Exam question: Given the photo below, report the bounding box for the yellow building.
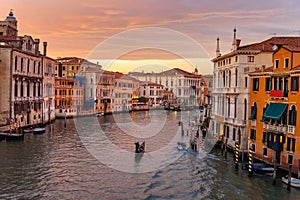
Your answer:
[248,37,300,174]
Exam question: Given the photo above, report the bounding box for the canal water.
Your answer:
[0,110,299,199]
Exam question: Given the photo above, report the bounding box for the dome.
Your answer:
[5,9,16,21]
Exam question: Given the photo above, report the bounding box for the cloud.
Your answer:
[0,0,299,66]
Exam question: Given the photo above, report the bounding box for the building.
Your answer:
[96,71,115,114]
[113,72,140,112]
[129,68,207,107]
[248,37,300,174]
[210,29,288,151]
[42,48,56,123]
[0,10,54,130]
[54,76,83,118]
[78,64,102,112]
[140,81,164,107]
[202,74,213,117]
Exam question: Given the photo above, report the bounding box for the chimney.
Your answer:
[43,41,47,56]
[34,39,40,55]
[216,38,221,57]
[236,39,241,48]
[232,28,237,51]
[262,65,265,72]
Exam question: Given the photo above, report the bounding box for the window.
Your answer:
[227,97,230,116]
[285,58,289,68]
[14,81,18,97]
[245,77,248,88]
[253,78,259,91]
[247,56,254,62]
[287,137,296,152]
[262,132,267,143]
[250,129,256,140]
[15,56,18,71]
[263,147,268,156]
[233,128,236,141]
[27,59,30,73]
[275,60,279,69]
[265,77,272,91]
[251,144,256,152]
[291,76,299,92]
[226,126,230,138]
[244,99,247,120]
[234,97,237,118]
[288,154,294,165]
[289,105,297,126]
[38,62,40,74]
[235,69,238,86]
[235,56,238,62]
[21,58,24,72]
[33,61,36,73]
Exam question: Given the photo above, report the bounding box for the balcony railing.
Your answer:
[263,122,287,133]
[269,90,288,98]
[251,120,256,126]
[288,125,295,134]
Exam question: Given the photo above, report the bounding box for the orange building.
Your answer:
[248,37,300,174]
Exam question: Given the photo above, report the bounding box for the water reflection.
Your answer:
[0,111,299,199]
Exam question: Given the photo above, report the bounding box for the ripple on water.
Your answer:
[1,111,300,199]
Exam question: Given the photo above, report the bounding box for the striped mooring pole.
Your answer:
[235,142,239,170]
[248,147,253,177]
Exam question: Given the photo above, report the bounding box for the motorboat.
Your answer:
[33,127,46,134]
[244,163,274,175]
[0,132,24,140]
[282,176,300,188]
[177,141,187,151]
[23,127,33,133]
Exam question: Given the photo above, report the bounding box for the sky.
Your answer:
[1,0,300,74]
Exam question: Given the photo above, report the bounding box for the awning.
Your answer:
[248,106,257,120]
[261,103,287,121]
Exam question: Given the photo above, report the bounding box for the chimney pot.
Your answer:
[43,41,47,56]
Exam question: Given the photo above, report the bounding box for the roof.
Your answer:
[158,68,201,78]
[238,37,300,52]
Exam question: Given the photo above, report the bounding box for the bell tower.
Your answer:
[0,9,18,36]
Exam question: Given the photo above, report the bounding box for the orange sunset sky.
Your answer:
[1,0,300,74]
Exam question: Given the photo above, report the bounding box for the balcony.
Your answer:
[269,90,288,98]
[251,120,256,127]
[288,125,295,134]
[263,122,287,133]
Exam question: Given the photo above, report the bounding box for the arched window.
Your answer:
[15,56,18,71]
[21,58,24,72]
[289,105,297,126]
[27,59,30,73]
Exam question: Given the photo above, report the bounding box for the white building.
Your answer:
[129,68,207,107]
[140,81,164,106]
[42,45,56,123]
[211,28,281,151]
[0,10,55,130]
[113,73,140,112]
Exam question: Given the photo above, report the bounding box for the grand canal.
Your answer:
[0,110,300,199]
